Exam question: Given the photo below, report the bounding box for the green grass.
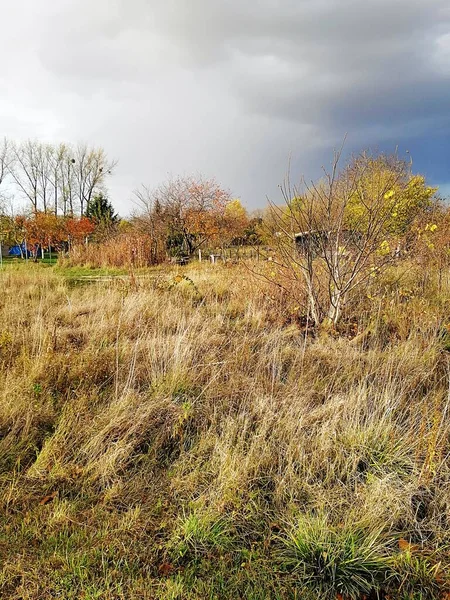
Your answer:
[169,510,236,561]
[0,257,127,276]
[52,264,129,278]
[277,514,392,599]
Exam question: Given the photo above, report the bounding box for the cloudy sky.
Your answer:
[1,0,450,214]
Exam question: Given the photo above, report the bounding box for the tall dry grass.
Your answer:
[0,262,449,599]
[62,233,162,268]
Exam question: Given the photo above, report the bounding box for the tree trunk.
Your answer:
[325,289,343,327]
[304,273,320,326]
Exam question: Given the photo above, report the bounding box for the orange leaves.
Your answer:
[150,175,233,252]
[26,212,62,246]
[65,216,95,242]
[6,213,96,249]
[398,537,421,554]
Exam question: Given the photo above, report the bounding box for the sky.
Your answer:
[1,0,449,215]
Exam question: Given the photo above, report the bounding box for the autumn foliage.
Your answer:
[134,176,249,257]
[0,213,96,254]
[65,216,96,244]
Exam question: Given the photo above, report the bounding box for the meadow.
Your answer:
[0,260,449,599]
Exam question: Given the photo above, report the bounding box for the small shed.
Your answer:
[294,231,329,257]
[294,229,363,257]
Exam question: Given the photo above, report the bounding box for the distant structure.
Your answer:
[294,230,363,257]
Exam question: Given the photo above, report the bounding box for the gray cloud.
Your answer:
[1,0,449,213]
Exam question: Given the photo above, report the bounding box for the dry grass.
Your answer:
[62,233,161,269]
[0,261,449,599]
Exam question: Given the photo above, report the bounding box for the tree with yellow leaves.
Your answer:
[267,149,437,327]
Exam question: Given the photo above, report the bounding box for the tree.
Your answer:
[410,200,450,292]
[8,215,28,257]
[132,185,169,263]
[0,213,14,248]
[0,138,11,191]
[65,216,96,247]
[0,140,13,217]
[85,193,118,225]
[9,140,40,213]
[85,193,119,241]
[221,199,249,246]
[243,214,265,246]
[136,176,232,256]
[73,144,116,215]
[59,145,77,216]
[345,157,436,238]
[265,149,437,328]
[26,212,62,259]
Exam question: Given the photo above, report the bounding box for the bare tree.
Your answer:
[49,144,63,216]
[265,149,432,327]
[74,144,116,215]
[3,139,116,216]
[0,139,12,215]
[59,146,77,216]
[10,141,62,214]
[9,140,41,213]
[0,137,11,189]
[132,184,168,262]
[36,143,54,213]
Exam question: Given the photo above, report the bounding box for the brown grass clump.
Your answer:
[0,262,449,599]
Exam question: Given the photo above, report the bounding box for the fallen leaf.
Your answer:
[158,563,174,576]
[398,538,419,553]
[39,491,58,505]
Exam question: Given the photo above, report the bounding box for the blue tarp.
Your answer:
[8,244,32,258]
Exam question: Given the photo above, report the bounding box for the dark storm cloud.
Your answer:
[1,0,449,212]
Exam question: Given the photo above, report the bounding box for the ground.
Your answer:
[0,261,449,599]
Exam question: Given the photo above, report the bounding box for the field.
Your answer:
[0,261,449,599]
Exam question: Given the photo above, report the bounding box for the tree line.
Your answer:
[0,137,260,261]
[0,138,115,216]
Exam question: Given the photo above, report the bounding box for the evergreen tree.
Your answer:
[85,193,119,240]
[86,193,118,226]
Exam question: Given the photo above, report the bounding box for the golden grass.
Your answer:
[0,262,449,599]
